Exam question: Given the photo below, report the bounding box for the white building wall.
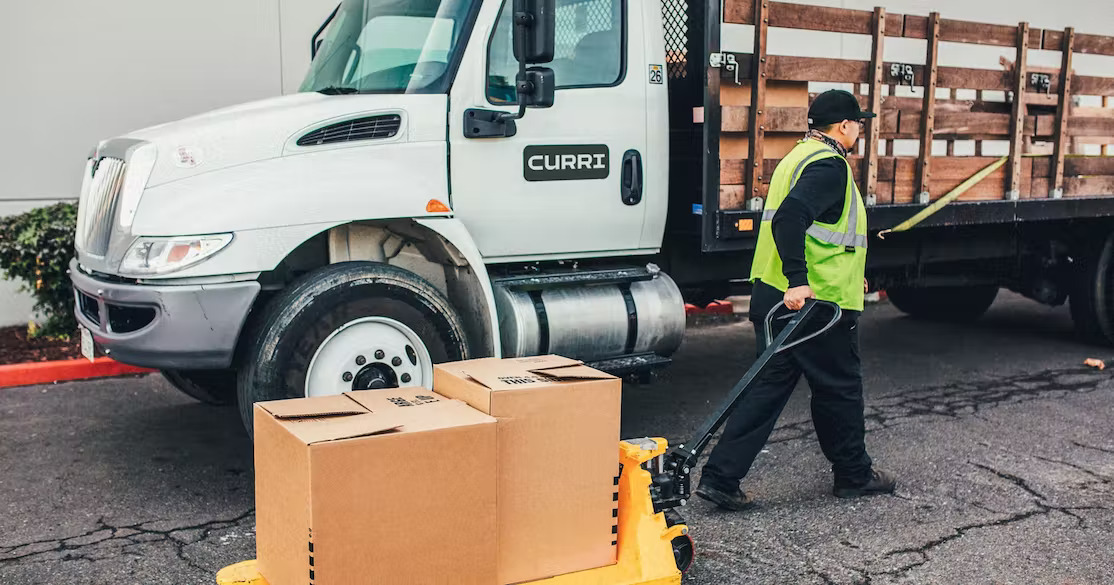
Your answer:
[0,0,336,326]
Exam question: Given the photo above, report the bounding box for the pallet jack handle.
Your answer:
[649,299,842,512]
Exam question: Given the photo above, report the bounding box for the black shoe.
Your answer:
[833,468,897,499]
[695,482,756,511]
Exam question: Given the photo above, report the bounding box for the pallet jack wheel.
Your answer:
[664,508,694,573]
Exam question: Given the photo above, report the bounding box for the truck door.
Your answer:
[448,0,651,260]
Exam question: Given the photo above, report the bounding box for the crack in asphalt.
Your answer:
[0,509,256,571]
[873,461,1108,577]
[764,366,1109,446]
[1029,454,1114,486]
[687,365,1114,583]
[1071,440,1114,456]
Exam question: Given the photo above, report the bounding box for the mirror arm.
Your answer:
[499,14,534,122]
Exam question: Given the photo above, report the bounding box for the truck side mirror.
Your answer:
[512,0,555,64]
[517,67,555,108]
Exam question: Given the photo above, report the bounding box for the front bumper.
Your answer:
[69,259,260,369]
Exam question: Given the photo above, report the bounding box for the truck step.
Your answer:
[586,353,672,377]
[492,265,659,291]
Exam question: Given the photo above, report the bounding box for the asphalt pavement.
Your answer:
[2,292,1113,584]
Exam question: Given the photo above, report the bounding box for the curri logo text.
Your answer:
[523,145,610,182]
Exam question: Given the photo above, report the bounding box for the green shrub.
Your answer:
[0,203,78,339]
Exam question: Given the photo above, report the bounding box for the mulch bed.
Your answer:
[0,325,101,366]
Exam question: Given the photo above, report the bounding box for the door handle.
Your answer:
[621,150,643,205]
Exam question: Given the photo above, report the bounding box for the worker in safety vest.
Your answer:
[696,90,896,509]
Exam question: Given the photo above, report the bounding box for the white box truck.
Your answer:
[69,0,1114,431]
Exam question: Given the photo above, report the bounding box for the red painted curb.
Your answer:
[0,357,155,389]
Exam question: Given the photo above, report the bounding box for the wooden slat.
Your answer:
[723,0,754,25]
[1104,96,1110,156]
[1073,75,1114,97]
[721,106,807,132]
[880,95,1011,114]
[767,2,872,35]
[1075,33,1114,57]
[883,13,903,38]
[976,90,985,156]
[720,185,749,210]
[939,18,1017,47]
[1068,117,1114,137]
[1028,28,1045,50]
[893,158,916,204]
[1031,156,1114,177]
[1073,107,1114,119]
[937,67,1012,91]
[1007,22,1030,200]
[865,7,886,203]
[900,14,928,40]
[767,56,1020,92]
[1025,114,1114,138]
[1042,29,1064,51]
[744,0,770,206]
[916,13,941,202]
[946,90,957,156]
[767,56,869,84]
[720,159,781,185]
[1051,28,1075,198]
[1065,176,1114,197]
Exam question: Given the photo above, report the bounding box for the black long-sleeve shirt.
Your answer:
[770,157,847,288]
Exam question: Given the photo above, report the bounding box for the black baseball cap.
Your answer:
[808,89,876,128]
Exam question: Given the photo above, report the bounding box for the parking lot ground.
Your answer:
[2,293,1113,584]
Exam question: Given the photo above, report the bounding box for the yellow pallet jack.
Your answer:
[216,300,840,585]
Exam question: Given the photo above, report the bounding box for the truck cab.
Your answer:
[70,0,687,430]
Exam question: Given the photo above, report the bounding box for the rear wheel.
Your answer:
[664,509,694,573]
[887,284,999,322]
[160,369,236,406]
[1070,232,1114,345]
[236,262,470,436]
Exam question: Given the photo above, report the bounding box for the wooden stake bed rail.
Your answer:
[706,0,1114,215]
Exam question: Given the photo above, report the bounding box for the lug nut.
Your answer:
[375,350,385,360]
[356,355,366,365]
[401,373,412,384]
[343,372,353,382]
[392,357,403,367]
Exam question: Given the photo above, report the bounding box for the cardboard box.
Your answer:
[434,356,621,584]
[254,389,497,585]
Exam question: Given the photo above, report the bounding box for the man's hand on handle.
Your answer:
[784,285,815,311]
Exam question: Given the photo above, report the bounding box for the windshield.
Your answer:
[301,0,478,94]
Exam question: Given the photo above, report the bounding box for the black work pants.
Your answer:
[701,283,873,487]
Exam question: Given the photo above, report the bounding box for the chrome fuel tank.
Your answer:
[493,267,685,361]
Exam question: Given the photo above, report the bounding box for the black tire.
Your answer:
[887,284,999,322]
[236,262,470,436]
[160,369,236,406]
[1069,232,1114,345]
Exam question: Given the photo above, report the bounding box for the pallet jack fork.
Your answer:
[216,300,840,585]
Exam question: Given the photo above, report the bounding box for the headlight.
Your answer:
[118,234,233,276]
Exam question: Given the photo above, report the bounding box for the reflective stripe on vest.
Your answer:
[759,146,865,249]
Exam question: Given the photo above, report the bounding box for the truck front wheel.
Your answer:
[887,285,999,322]
[236,262,470,435]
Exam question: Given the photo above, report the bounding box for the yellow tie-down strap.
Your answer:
[878,156,1009,239]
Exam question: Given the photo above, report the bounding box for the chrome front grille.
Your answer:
[81,157,127,256]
